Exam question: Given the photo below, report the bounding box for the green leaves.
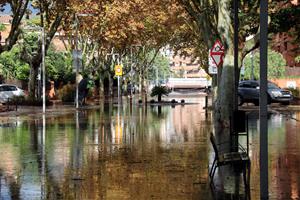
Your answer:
[243,48,286,80]
[0,46,30,81]
[150,85,171,97]
[0,23,6,32]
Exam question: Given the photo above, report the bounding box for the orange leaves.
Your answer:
[63,0,187,51]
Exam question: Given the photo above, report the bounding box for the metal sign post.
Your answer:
[260,0,269,199]
[115,64,123,104]
[208,50,218,75]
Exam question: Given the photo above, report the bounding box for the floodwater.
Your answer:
[0,96,299,200]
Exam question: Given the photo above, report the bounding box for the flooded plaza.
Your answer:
[0,96,299,199]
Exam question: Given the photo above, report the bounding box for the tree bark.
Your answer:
[29,66,38,99]
[3,0,30,53]
[214,0,235,128]
[158,95,161,102]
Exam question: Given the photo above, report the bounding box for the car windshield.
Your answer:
[268,82,280,89]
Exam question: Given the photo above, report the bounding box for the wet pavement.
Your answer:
[0,96,299,199]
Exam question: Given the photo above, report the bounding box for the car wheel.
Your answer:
[238,95,243,106]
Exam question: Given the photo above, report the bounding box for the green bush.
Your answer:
[57,84,76,102]
[288,87,300,98]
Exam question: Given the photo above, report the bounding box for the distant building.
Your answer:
[170,55,207,78]
[0,15,12,45]
[271,0,300,76]
[272,32,300,76]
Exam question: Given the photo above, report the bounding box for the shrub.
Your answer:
[288,87,300,98]
[150,86,171,102]
[57,84,76,102]
[171,99,177,104]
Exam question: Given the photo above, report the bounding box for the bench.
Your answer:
[209,133,250,187]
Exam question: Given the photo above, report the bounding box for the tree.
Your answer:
[25,0,67,99]
[0,32,72,84]
[177,0,300,128]
[60,0,187,102]
[0,46,30,81]
[150,85,170,102]
[147,53,171,84]
[0,0,30,53]
[243,49,286,80]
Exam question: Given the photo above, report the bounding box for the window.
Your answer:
[240,83,251,88]
[0,85,17,91]
[251,82,259,88]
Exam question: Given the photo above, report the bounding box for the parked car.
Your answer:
[0,84,25,103]
[238,80,293,106]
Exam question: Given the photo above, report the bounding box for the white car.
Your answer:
[0,84,25,103]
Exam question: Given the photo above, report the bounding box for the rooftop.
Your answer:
[0,15,12,24]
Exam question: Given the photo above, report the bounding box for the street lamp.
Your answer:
[74,13,94,109]
[23,25,46,113]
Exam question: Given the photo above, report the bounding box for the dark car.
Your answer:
[238,80,293,106]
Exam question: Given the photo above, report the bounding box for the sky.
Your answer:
[1,3,39,15]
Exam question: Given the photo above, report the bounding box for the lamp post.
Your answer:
[74,13,95,109]
[42,27,46,113]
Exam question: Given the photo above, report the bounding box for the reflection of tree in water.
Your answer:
[78,111,89,130]
[149,105,168,119]
[0,169,21,200]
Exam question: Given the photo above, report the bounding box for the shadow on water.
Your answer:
[0,97,299,199]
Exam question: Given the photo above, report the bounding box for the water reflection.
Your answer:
[0,99,299,199]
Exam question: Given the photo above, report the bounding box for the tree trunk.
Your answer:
[141,73,147,104]
[28,65,38,99]
[214,47,234,127]
[108,75,113,97]
[98,76,104,99]
[158,95,161,102]
[214,0,235,129]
